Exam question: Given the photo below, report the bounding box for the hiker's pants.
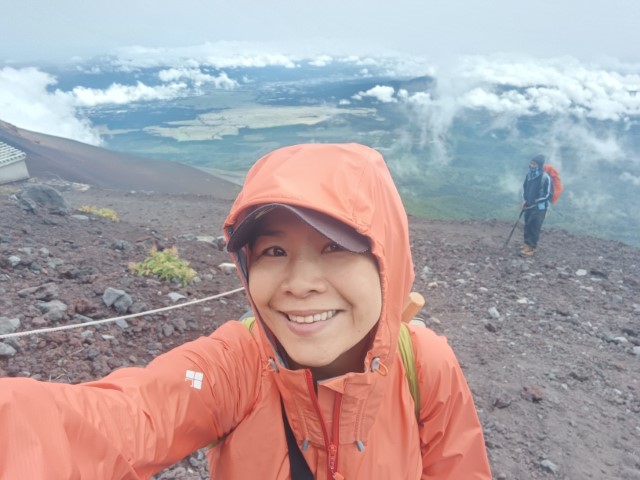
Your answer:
[524,208,546,248]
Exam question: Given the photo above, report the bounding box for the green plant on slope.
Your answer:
[78,205,120,222]
[128,246,196,287]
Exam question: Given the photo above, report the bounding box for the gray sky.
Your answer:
[2,0,639,63]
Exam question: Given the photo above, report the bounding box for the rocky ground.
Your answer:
[1,180,639,479]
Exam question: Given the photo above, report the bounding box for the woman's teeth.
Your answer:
[288,310,337,324]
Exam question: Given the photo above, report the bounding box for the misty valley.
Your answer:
[32,59,640,246]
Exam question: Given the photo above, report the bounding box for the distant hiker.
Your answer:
[520,154,553,257]
[0,144,491,479]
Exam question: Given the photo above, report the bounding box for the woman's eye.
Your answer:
[263,246,286,257]
[323,242,345,253]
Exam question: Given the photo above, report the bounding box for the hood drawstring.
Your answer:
[370,356,388,376]
[266,358,279,373]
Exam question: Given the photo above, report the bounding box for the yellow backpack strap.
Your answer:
[240,316,256,333]
[398,322,420,420]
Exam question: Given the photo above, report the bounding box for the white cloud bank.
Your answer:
[352,85,397,103]
[348,56,640,125]
[109,42,299,71]
[457,57,640,122]
[0,67,102,145]
[345,56,640,170]
[0,65,240,145]
[157,69,237,89]
[1,50,638,177]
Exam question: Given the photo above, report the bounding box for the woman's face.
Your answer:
[248,209,382,377]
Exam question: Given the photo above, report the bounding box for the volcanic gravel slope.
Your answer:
[1,181,639,480]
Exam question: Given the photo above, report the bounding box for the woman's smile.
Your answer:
[285,309,338,324]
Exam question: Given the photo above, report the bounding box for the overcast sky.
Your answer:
[2,0,639,64]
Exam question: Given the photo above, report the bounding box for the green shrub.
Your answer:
[78,205,119,222]
[129,246,196,287]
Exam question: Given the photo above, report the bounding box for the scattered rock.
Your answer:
[0,343,17,357]
[102,287,133,314]
[521,385,545,403]
[0,317,20,335]
[540,459,560,474]
[218,262,236,274]
[16,184,71,215]
[167,292,187,303]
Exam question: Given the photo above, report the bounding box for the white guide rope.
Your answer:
[0,286,246,340]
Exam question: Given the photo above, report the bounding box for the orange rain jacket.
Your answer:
[0,143,491,479]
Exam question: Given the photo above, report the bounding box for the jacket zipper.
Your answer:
[305,370,342,480]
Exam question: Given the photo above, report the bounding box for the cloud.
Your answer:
[567,191,616,216]
[69,81,188,107]
[386,55,640,168]
[352,85,397,103]
[111,42,298,70]
[157,68,238,89]
[70,68,239,108]
[455,56,640,122]
[620,172,640,187]
[0,64,241,144]
[309,55,333,67]
[498,172,524,197]
[0,67,102,145]
[3,51,639,202]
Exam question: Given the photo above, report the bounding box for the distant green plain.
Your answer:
[100,88,639,247]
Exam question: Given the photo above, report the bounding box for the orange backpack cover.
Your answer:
[543,164,563,204]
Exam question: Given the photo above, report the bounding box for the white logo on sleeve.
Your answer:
[185,370,204,390]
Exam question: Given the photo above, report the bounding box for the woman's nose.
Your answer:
[281,255,326,297]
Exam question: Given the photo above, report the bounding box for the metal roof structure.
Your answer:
[0,141,29,184]
[0,141,26,165]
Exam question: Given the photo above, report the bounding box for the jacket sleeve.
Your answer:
[411,327,492,479]
[0,321,261,479]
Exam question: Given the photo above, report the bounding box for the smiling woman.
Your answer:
[0,143,491,479]
[246,207,382,379]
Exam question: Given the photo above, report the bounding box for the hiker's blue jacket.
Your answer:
[523,169,552,210]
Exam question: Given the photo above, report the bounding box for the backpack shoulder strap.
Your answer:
[240,315,256,332]
[398,322,420,420]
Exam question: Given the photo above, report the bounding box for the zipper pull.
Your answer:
[328,443,337,474]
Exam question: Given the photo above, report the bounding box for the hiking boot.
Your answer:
[520,245,536,257]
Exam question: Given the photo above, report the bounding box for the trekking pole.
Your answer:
[503,207,525,249]
[402,292,425,323]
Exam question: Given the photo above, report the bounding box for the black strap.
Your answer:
[282,402,314,480]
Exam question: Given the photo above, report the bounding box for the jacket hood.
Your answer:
[224,143,415,369]
[531,154,545,168]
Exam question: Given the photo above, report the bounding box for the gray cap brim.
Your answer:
[227,203,369,253]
